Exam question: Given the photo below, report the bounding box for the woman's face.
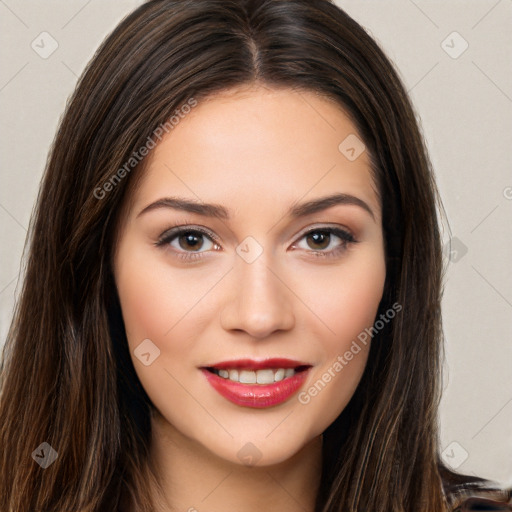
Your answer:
[113,85,386,466]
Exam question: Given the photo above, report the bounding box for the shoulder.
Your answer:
[440,465,512,511]
[453,491,512,511]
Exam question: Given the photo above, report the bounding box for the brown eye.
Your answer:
[305,231,331,250]
[178,232,206,251]
[292,227,357,259]
[156,226,219,257]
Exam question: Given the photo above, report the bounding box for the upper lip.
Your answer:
[201,358,311,371]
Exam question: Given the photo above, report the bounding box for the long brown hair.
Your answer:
[1,1,508,511]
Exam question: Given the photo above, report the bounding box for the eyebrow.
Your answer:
[136,192,375,222]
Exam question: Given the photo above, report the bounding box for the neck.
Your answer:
[146,410,323,512]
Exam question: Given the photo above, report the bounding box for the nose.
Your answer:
[220,253,295,339]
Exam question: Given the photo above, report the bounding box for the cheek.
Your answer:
[115,256,174,344]
[294,243,385,426]
[114,241,217,344]
[301,242,386,356]
[323,261,385,349]
[113,242,206,415]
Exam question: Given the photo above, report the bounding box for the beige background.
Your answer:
[0,0,510,485]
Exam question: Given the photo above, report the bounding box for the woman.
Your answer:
[0,1,510,511]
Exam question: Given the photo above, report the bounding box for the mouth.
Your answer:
[203,365,311,384]
[199,358,312,408]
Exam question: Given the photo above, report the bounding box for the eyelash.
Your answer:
[154,223,358,262]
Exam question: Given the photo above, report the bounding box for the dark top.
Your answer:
[441,466,512,511]
[452,491,511,511]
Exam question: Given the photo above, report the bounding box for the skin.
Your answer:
[113,84,386,512]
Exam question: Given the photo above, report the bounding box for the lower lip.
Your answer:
[200,368,311,408]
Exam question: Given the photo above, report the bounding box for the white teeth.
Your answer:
[274,368,285,382]
[239,370,256,384]
[214,368,299,384]
[256,369,275,384]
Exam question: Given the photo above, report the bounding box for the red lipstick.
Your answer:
[200,358,312,408]
[205,358,308,370]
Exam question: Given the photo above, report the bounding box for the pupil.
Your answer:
[180,232,202,251]
[308,232,329,250]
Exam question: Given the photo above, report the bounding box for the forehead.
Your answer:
[127,85,380,222]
